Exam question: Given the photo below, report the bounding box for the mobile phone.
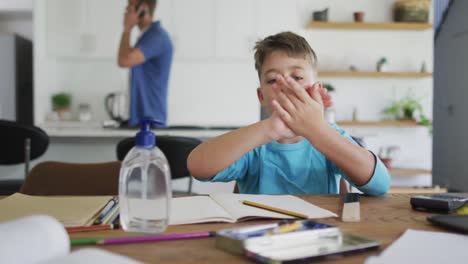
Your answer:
[135,0,146,18]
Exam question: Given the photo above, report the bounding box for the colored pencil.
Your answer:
[71,238,101,246]
[107,208,120,225]
[101,231,215,245]
[70,231,215,246]
[267,221,303,235]
[66,224,119,233]
[102,204,120,225]
[241,200,308,219]
[94,199,116,224]
[96,202,119,224]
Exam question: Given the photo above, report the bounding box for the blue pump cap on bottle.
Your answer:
[135,118,164,149]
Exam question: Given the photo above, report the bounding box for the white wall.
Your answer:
[33,0,434,189]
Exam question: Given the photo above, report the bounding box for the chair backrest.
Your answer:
[0,120,49,165]
[19,161,121,195]
[116,136,202,179]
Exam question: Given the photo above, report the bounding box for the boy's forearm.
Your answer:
[188,120,274,179]
[304,122,375,185]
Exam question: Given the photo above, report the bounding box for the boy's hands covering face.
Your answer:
[267,112,297,141]
[271,75,327,137]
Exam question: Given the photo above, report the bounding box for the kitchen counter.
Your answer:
[40,122,235,139]
[0,122,236,194]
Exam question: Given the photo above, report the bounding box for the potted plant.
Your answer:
[323,83,335,93]
[323,83,335,123]
[376,57,388,72]
[51,93,72,120]
[383,94,432,131]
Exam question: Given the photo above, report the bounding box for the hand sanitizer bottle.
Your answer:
[119,119,171,233]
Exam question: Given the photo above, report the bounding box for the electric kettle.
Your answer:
[105,92,128,122]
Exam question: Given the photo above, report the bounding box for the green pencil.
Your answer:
[70,238,101,246]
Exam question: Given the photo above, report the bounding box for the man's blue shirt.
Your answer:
[129,21,173,127]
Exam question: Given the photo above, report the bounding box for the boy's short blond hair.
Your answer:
[254,31,318,78]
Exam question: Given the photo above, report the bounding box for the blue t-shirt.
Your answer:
[129,21,173,127]
[207,124,391,196]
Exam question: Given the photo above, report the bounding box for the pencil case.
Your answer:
[215,220,335,255]
[215,220,380,263]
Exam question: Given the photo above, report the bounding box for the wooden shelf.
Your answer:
[308,21,433,30]
[390,168,432,177]
[318,71,432,78]
[337,120,422,127]
[389,186,445,194]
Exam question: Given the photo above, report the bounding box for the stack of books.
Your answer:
[0,193,120,231]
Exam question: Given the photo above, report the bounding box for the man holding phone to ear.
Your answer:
[118,0,173,127]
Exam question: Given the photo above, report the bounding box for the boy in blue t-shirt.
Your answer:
[188,32,391,196]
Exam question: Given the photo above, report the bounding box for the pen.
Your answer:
[96,202,118,225]
[241,200,308,219]
[101,204,120,225]
[66,224,120,233]
[94,199,116,224]
[70,231,215,246]
[106,208,120,224]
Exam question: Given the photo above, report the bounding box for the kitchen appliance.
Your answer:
[0,34,33,125]
[105,92,128,123]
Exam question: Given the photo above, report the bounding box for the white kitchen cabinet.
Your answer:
[86,0,127,57]
[46,0,84,57]
[46,0,126,58]
[172,0,215,59]
[215,0,256,59]
[0,0,33,12]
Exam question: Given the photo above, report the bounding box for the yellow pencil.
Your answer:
[267,221,303,235]
[241,200,308,219]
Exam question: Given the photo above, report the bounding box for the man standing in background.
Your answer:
[118,0,173,127]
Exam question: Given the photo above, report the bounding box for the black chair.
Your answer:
[116,136,202,194]
[0,120,49,195]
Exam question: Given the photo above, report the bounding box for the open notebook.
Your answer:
[169,194,337,225]
[0,215,141,264]
[0,193,113,227]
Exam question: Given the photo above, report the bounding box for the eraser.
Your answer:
[342,193,360,222]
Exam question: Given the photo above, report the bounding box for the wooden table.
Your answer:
[72,194,445,263]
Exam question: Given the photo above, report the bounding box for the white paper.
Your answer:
[211,193,338,221]
[168,194,337,225]
[42,249,143,264]
[169,196,233,225]
[0,215,70,264]
[365,229,468,264]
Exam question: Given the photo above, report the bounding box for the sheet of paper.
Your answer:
[365,229,468,264]
[210,194,338,221]
[169,196,234,225]
[0,215,70,264]
[0,193,112,227]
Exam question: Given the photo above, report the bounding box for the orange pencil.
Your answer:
[66,224,119,233]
